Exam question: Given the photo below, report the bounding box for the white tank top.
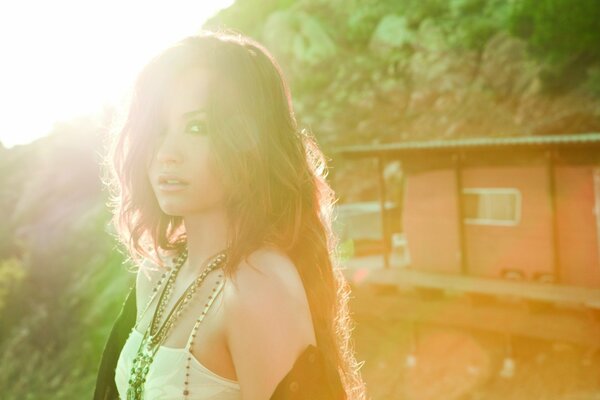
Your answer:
[114,280,241,400]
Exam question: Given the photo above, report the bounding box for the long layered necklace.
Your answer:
[126,248,227,400]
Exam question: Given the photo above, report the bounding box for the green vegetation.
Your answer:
[509,0,600,93]
[205,0,600,159]
[0,116,134,399]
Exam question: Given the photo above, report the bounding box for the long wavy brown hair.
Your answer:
[105,30,367,399]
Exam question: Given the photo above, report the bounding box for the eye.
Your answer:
[185,120,208,135]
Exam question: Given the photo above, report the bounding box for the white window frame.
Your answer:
[462,188,522,226]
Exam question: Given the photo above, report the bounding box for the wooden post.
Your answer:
[593,168,600,266]
[377,155,390,269]
[454,151,468,275]
[546,149,561,282]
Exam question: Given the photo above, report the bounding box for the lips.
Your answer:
[157,174,189,192]
[158,174,189,185]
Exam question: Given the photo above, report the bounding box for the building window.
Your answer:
[462,188,521,226]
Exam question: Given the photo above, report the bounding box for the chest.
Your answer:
[135,270,236,381]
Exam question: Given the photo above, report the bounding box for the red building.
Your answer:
[337,133,600,356]
[338,133,600,317]
[402,155,600,288]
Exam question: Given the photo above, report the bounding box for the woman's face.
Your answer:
[147,67,226,217]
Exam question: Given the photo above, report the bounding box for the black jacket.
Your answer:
[92,282,346,400]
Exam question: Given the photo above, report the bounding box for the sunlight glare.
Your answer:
[0,0,234,148]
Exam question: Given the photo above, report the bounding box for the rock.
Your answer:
[369,15,415,56]
[410,49,478,90]
[348,88,376,110]
[415,18,447,52]
[531,110,600,135]
[479,32,540,98]
[262,9,336,71]
[376,79,410,109]
[261,10,297,61]
[293,12,337,65]
[408,89,439,113]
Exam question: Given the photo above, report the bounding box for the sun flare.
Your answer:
[0,0,234,148]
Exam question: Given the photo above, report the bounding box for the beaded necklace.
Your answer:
[126,248,227,400]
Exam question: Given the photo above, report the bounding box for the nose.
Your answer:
[155,133,183,166]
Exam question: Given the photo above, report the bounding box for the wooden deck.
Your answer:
[341,256,600,309]
[349,285,600,347]
[342,256,600,347]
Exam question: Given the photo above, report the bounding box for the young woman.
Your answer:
[93,30,367,400]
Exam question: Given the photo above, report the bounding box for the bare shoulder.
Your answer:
[222,246,316,399]
[223,246,314,332]
[225,247,306,300]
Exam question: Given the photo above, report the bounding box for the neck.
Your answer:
[181,206,230,277]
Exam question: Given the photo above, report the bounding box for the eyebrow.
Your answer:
[182,108,206,119]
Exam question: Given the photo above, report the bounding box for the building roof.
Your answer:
[336,132,600,158]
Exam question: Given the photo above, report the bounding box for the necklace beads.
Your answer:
[149,251,189,337]
[126,249,227,400]
[135,251,186,328]
[183,274,224,399]
[149,253,226,346]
